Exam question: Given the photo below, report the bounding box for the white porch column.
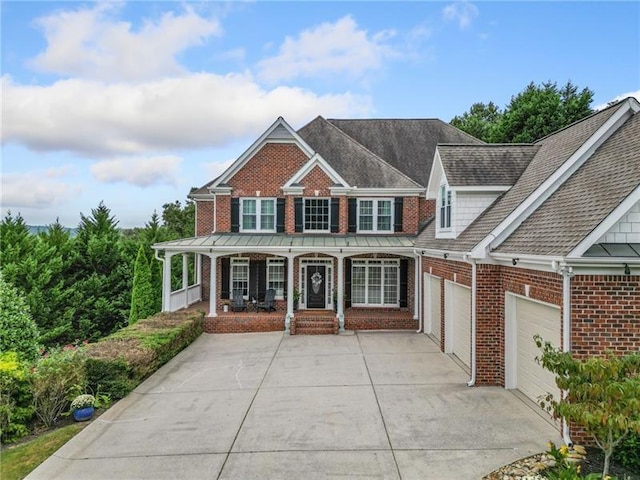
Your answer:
[182,253,189,308]
[208,254,218,317]
[337,255,345,332]
[285,254,295,333]
[162,252,174,312]
[195,253,201,284]
[413,255,420,320]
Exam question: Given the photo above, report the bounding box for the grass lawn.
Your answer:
[1,423,86,480]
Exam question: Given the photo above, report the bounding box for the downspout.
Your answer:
[212,193,217,234]
[464,254,477,387]
[560,263,574,446]
[416,251,423,333]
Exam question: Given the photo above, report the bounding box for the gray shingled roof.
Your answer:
[327,118,484,188]
[415,101,623,252]
[495,111,640,256]
[438,144,539,187]
[297,117,422,189]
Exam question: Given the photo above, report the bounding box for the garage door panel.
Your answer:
[424,274,441,341]
[515,297,561,407]
[446,282,471,368]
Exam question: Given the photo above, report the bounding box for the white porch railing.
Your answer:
[169,284,202,312]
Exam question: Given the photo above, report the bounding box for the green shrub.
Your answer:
[85,311,204,399]
[0,352,35,443]
[30,347,86,428]
[0,275,41,361]
[613,431,640,472]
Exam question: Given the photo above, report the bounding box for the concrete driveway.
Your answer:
[28,331,560,479]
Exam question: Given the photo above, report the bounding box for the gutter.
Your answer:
[463,254,477,387]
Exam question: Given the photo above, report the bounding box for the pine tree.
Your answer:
[0,275,41,361]
[129,245,155,324]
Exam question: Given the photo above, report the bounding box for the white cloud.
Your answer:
[2,73,371,156]
[257,16,399,83]
[202,158,236,182]
[28,4,221,81]
[1,167,80,208]
[442,2,479,30]
[91,155,182,187]
[594,90,640,110]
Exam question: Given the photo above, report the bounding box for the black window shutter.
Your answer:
[399,258,408,308]
[283,258,288,294]
[249,260,266,300]
[394,197,404,232]
[348,198,357,233]
[330,198,340,233]
[220,257,230,299]
[231,198,240,232]
[294,198,303,232]
[345,258,352,309]
[276,198,285,233]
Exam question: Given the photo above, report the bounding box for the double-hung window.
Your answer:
[231,258,249,298]
[358,199,393,232]
[241,198,275,232]
[267,258,285,298]
[351,259,399,307]
[439,186,452,229]
[304,198,330,232]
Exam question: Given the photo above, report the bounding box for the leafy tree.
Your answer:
[162,200,195,238]
[450,80,594,143]
[0,275,41,361]
[535,335,640,476]
[450,101,502,142]
[129,245,156,324]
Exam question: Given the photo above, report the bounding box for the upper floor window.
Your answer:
[241,198,275,232]
[439,186,452,229]
[304,198,330,232]
[358,199,393,233]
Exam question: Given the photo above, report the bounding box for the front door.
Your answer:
[306,265,326,309]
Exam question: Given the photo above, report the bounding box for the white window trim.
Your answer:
[351,259,400,308]
[436,184,455,239]
[230,258,250,299]
[267,258,286,300]
[240,198,277,233]
[357,198,394,233]
[303,197,331,233]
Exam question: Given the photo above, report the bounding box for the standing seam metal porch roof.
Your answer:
[153,233,416,250]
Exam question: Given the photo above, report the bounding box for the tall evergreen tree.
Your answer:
[0,275,41,361]
[129,245,155,324]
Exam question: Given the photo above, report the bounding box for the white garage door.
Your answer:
[445,281,471,368]
[423,274,441,341]
[512,296,561,406]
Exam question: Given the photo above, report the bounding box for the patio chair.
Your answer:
[232,290,247,312]
[257,288,276,312]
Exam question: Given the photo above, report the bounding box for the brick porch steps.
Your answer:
[291,311,338,335]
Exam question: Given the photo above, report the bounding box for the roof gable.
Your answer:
[211,117,315,190]
[283,153,350,190]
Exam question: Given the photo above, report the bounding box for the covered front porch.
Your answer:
[153,233,420,334]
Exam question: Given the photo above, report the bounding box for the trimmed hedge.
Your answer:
[85,311,204,399]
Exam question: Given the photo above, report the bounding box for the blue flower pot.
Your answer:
[73,406,95,422]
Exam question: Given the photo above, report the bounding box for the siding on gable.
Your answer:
[597,200,640,243]
[454,191,501,237]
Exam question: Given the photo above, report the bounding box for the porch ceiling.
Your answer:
[153,233,415,253]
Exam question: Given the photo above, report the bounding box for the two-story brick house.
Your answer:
[153,115,482,333]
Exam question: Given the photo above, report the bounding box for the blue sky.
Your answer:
[2,1,639,228]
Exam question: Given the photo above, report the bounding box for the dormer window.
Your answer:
[439,186,452,229]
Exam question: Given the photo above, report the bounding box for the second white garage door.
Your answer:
[445,281,471,368]
[507,294,561,408]
[423,274,441,342]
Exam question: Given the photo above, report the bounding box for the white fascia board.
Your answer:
[188,192,215,200]
[348,187,424,196]
[212,117,314,188]
[452,185,511,192]
[283,153,350,189]
[426,150,445,199]
[329,186,353,196]
[209,186,232,195]
[470,100,636,259]
[568,185,640,258]
[282,186,305,195]
[416,247,469,261]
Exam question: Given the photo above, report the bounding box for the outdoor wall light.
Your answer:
[512,258,519,266]
[624,263,631,275]
[443,253,448,259]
